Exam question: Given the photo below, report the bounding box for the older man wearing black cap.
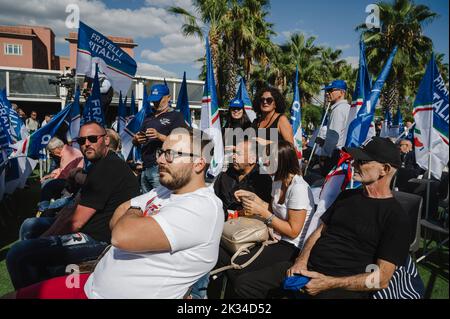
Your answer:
[133,84,186,193]
[287,136,411,299]
[317,80,351,176]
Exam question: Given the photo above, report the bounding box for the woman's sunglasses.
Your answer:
[76,134,106,146]
[230,107,243,112]
[260,97,274,105]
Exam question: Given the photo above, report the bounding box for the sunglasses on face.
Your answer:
[76,134,106,146]
[230,107,243,112]
[260,97,274,105]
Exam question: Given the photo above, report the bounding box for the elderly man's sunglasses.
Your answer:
[76,134,106,146]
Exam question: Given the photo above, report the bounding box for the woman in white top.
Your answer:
[215,141,315,299]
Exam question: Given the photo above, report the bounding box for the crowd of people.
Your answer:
[3,79,446,299]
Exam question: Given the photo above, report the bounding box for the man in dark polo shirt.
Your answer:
[7,121,139,289]
[287,137,411,298]
[133,84,186,193]
[214,137,272,220]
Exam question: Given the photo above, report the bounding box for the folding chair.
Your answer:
[416,176,449,263]
[393,191,423,255]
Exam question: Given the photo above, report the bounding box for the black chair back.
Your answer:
[393,191,423,253]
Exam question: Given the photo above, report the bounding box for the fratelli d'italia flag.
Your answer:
[200,37,224,177]
[76,21,137,94]
[413,54,449,180]
[10,102,74,159]
[290,66,302,159]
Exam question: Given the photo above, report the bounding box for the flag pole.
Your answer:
[304,100,331,176]
[394,122,415,143]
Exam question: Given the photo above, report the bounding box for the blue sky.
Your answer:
[0,0,448,80]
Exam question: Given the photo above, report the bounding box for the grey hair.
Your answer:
[47,137,64,151]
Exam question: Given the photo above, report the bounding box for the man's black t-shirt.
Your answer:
[214,165,272,220]
[140,110,186,168]
[308,189,410,277]
[79,151,139,243]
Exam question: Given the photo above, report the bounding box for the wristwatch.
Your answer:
[264,214,275,226]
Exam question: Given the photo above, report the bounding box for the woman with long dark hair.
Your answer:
[252,87,294,145]
[223,98,253,130]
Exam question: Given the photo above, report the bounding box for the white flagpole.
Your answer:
[304,101,331,176]
[394,122,415,143]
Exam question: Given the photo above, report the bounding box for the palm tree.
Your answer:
[168,0,274,105]
[168,0,229,92]
[356,0,438,112]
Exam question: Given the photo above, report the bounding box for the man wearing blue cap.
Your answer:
[317,80,351,175]
[133,84,186,193]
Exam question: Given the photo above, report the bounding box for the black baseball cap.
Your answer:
[344,136,401,168]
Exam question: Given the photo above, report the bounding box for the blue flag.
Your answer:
[346,38,373,136]
[0,115,11,151]
[0,89,27,143]
[176,72,191,126]
[66,86,81,143]
[237,78,256,122]
[392,107,404,137]
[76,21,137,94]
[120,102,149,161]
[346,46,398,147]
[11,103,74,159]
[82,64,105,126]
[130,90,136,116]
[116,91,127,134]
[290,66,303,159]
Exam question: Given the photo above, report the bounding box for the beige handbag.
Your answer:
[210,217,277,277]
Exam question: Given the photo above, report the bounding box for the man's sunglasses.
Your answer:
[76,134,106,146]
[260,97,274,105]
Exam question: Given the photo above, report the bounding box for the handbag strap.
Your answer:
[210,235,278,277]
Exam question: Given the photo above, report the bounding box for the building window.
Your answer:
[4,44,23,56]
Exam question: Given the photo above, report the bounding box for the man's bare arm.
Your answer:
[287,223,325,276]
[111,208,171,253]
[109,200,131,230]
[301,258,397,296]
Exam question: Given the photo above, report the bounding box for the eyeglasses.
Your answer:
[260,97,274,105]
[230,107,243,112]
[76,134,106,146]
[156,148,198,163]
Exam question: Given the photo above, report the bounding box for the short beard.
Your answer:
[160,167,192,190]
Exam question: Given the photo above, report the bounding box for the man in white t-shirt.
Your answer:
[83,128,224,298]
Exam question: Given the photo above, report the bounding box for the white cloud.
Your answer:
[336,44,351,50]
[344,56,359,68]
[145,0,193,10]
[0,0,181,40]
[280,29,318,41]
[137,62,177,78]
[0,0,202,74]
[141,34,204,64]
